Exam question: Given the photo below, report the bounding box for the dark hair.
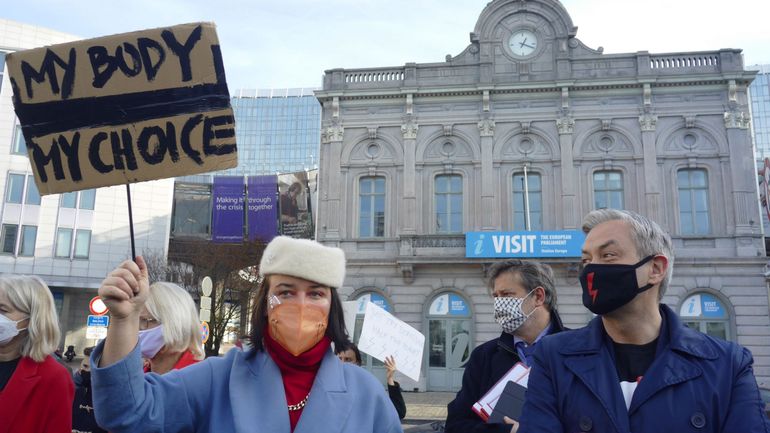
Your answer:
[247,276,350,356]
[288,182,303,194]
[486,259,557,310]
[334,340,362,365]
[83,346,94,357]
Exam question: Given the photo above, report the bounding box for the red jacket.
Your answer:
[0,355,74,433]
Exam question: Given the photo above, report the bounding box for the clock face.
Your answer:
[508,30,538,57]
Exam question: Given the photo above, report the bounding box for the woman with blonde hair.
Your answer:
[0,275,73,432]
[138,281,204,374]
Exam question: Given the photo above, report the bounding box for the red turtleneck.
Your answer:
[264,328,330,431]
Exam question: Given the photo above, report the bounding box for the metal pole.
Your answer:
[523,165,531,231]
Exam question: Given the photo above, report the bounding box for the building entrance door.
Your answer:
[426,292,471,391]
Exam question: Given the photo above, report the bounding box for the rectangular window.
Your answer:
[172,183,212,236]
[1,224,18,254]
[19,226,37,257]
[55,228,73,258]
[79,189,96,210]
[593,171,624,209]
[60,192,77,208]
[25,176,41,205]
[513,172,542,230]
[435,175,463,234]
[359,177,385,237]
[5,173,25,204]
[12,125,26,155]
[74,230,91,259]
[678,169,710,235]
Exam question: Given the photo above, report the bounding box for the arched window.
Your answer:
[679,292,731,341]
[677,169,710,235]
[435,175,463,233]
[593,170,624,209]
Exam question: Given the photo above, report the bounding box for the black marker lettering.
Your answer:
[116,43,142,77]
[164,122,180,162]
[203,115,236,156]
[137,126,167,165]
[28,138,64,182]
[88,132,113,174]
[161,25,202,82]
[181,114,204,164]
[20,48,76,100]
[56,133,82,182]
[87,46,118,88]
[137,38,166,82]
[110,130,138,170]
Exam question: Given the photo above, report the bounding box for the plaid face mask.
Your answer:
[494,290,538,334]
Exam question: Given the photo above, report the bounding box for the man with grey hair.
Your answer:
[446,259,565,433]
[520,209,770,433]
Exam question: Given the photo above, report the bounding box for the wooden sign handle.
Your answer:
[126,184,136,261]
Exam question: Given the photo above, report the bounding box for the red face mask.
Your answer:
[268,302,328,356]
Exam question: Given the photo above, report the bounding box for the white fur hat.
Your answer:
[259,236,346,288]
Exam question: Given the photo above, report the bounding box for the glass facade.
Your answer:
[171,89,321,240]
[220,89,321,176]
[750,65,770,160]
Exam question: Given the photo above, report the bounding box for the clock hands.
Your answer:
[519,41,535,49]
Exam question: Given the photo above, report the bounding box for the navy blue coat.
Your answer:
[520,305,770,433]
[445,312,566,433]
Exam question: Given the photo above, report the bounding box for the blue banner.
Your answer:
[465,231,585,258]
[247,175,278,243]
[212,176,244,243]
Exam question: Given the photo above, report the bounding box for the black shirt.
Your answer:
[613,338,658,383]
[0,357,21,391]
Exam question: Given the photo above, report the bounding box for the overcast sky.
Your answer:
[5,0,770,90]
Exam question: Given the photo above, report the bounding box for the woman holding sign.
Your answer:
[91,236,401,433]
[0,275,74,433]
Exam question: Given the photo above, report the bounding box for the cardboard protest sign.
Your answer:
[6,22,237,195]
[358,302,425,382]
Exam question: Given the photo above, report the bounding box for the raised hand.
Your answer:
[384,355,397,385]
[99,256,150,320]
[98,256,150,368]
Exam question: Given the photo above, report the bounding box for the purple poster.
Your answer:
[248,175,278,243]
[212,176,244,243]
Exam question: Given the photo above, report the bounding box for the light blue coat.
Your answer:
[90,343,402,433]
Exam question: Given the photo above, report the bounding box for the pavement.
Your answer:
[402,391,453,425]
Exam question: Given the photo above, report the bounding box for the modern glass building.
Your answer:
[750,65,770,160]
[748,65,770,235]
[171,88,321,239]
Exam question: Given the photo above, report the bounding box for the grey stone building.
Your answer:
[315,0,769,391]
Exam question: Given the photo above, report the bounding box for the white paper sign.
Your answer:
[358,302,425,382]
[342,301,358,340]
[86,326,108,340]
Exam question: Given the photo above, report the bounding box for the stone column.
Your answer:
[639,112,662,222]
[724,109,760,255]
[557,115,576,229]
[478,117,496,230]
[401,110,418,235]
[321,97,344,241]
